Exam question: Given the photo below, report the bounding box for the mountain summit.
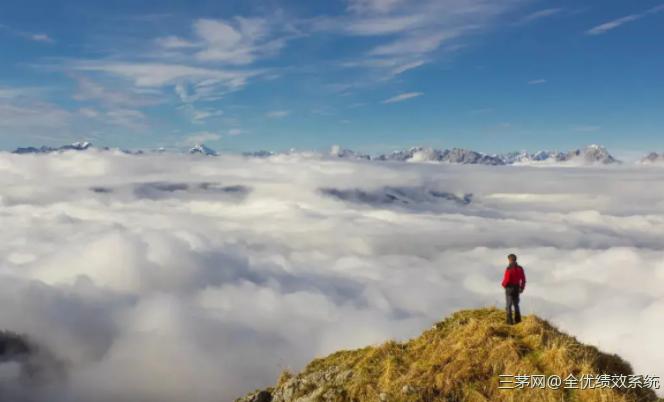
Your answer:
[188,143,219,156]
[236,308,660,402]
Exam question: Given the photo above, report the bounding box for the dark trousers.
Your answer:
[505,285,521,324]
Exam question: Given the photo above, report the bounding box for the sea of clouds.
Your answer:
[0,150,663,401]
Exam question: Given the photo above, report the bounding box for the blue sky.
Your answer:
[0,0,663,155]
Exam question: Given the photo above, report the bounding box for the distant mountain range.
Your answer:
[330,144,621,165]
[12,141,94,154]
[9,142,664,166]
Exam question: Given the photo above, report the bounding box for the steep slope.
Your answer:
[237,308,660,402]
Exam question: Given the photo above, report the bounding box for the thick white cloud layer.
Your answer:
[0,150,663,400]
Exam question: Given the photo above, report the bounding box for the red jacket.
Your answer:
[502,264,526,289]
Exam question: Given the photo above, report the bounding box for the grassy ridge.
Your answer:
[238,307,661,402]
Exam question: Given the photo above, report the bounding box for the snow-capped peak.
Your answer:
[70,141,92,149]
[329,145,370,160]
[189,144,218,156]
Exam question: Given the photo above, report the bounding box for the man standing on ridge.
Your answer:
[502,253,526,325]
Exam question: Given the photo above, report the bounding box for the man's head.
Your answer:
[507,253,517,263]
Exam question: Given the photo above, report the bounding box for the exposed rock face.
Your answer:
[240,367,354,402]
[235,308,660,402]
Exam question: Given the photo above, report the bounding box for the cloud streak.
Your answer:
[0,24,55,44]
[265,110,290,118]
[586,4,664,35]
[160,17,291,65]
[382,91,422,103]
[315,0,528,80]
[517,8,562,24]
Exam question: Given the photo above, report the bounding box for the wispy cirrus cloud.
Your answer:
[528,79,547,85]
[64,17,284,109]
[155,17,299,65]
[382,91,422,104]
[0,82,151,143]
[516,8,562,25]
[46,16,292,126]
[587,14,642,35]
[67,61,261,108]
[73,76,161,107]
[155,35,197,49]
[30,33,55,43]
[0,24,55,44]
[72,62,256,88]
[192,109,224,123]
[104,109,147,129]
[2,0,548,148]
[0,100,71,129]
[0,85,47,99]
[180,129,242,146]
[266,110,290,118]
[586,4,664,35]
[14,14,292,145]
[315,0,528,80]
[182,131,222,145]
[347,0,407,14]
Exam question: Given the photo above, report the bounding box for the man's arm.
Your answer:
[501,269,509,288]
[519,267,526,292]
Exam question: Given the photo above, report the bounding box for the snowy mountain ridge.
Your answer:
[331,143,620,165]
[5,141,646,166]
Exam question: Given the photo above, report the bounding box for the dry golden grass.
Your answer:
[274,308,662,402]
